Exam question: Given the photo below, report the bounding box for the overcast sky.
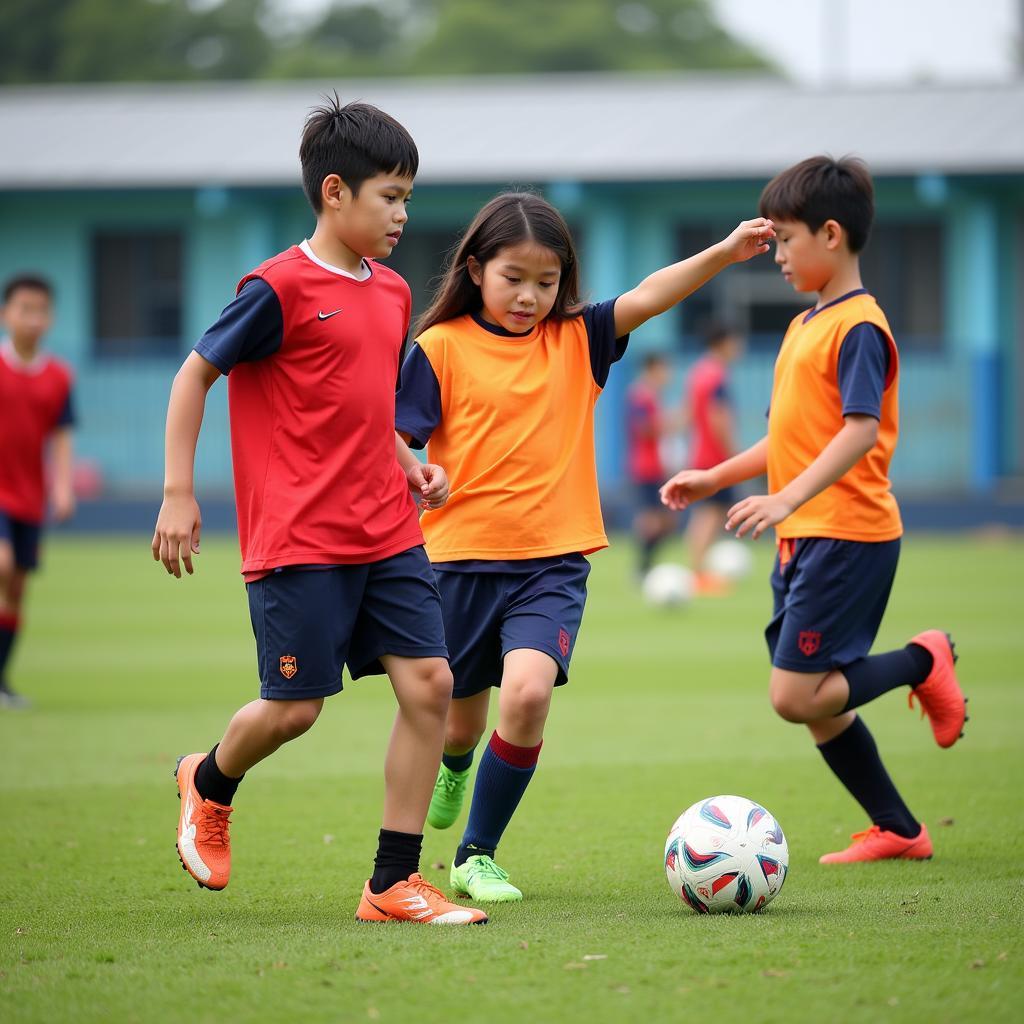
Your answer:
[274,0,1022,86]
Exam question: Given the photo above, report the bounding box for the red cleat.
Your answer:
[908,631,966,748]
[819,824,933,864]
[175,753,233,890]
[355,873,488,925]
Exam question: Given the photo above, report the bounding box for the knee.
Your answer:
[769,688,810,724]
[0,548,13,588]
[272,699,322,742]
[504,678,552,729]
[414,659,454,717]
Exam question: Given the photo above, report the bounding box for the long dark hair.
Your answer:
[415,191,581,336]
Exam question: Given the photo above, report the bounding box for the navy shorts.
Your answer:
[435,554,591,699]
[0,510,41,570]
[634,481,665,511]
[247,545,448,700]
[706,485,737,508]
[766,537,900,673]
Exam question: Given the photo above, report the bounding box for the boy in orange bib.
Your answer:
[662,157,967,863]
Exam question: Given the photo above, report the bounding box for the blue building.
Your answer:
[1,75,1022,503]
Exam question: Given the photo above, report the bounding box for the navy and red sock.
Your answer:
[0,612,20,683]
[455,731,542,867]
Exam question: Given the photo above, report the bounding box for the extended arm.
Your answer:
[50,426,75,522]
[152,351,221,576]
[727,415,879,538]
[660,436,767,511]
[614,219,773,336]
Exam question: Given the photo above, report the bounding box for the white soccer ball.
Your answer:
[642,564,695,607]
[706,539,754,581]
[665,795,789,914]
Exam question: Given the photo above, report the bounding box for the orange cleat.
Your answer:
[693,572,733,597]
[355,873,488,925]
[908,631,966,748]
[175,753,233,891]
[819,824,933,864]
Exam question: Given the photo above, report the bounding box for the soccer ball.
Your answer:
[665,795,789,914]
[706,539,754,581]
[642,564,695,606]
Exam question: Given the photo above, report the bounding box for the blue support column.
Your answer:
[581,195,630,487]
[949,197,1001,491]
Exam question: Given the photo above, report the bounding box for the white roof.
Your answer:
[1,74,1022,189]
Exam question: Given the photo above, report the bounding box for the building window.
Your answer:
[93,231,183,357]
[861,223,944,351]
[675,220,945,352]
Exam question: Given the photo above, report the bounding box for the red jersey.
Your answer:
[626,380,664,483]
[0,340,74,524]
[687,355,731,470]
[195,244,423,575]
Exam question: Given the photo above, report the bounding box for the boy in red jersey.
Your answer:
[682,323,741,594]
[627,352,675,577]
[152,98,486,924]
[662,157,966,864]
[0,275,75,709]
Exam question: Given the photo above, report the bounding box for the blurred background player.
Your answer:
[0,275,75,709]
[627,352,676,578]
[662,156,966,864]
[682,322,742,595]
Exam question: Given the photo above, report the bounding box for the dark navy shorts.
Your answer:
[634,481,665,511]
[247,545,448,700]
[0,510,41,570]
[766,537,900,673]
[435,554,591,699]
[705,485,737,508]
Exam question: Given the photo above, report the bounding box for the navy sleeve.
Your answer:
[395,344,442,450]
[712,381,730,405]
[582,298,630,388]
[194,279,283,375]
[838,323,891,419]
[57,387,75,428]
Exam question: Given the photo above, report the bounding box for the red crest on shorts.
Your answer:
[279,655,298,679]
[558,628,571,657]
[798,631,821,657]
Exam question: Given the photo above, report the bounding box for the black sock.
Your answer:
[193,744,243,806]
[442,748,475,773]
[370,829,423,893]
[455,842,496,868]
[638,537,658,574]
[817,716,919,838]
[841,644,933,712]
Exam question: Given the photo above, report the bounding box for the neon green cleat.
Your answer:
[426,764,471,830]
[450,855,523,903]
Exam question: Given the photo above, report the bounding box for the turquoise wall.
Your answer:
[0,174,1019,500]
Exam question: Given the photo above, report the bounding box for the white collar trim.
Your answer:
[299,240,372,282]
[1,337,49,374]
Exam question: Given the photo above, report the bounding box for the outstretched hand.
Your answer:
[722,218,775,264]
[659,468,718,511]
[725,493,794,539]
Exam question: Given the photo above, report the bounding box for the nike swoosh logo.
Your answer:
[317,309,343,320]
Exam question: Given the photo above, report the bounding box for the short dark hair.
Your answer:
[3,274,53,304]
[702,321,738,349]
[642,352,670,371]
[299,95,418,213]
[759,155,875,253]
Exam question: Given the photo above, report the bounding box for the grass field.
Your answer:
[1,531,1021,1023]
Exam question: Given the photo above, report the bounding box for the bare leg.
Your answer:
[686,503,726,575]
[496,648,559,746]
[443,688,492,755]
[215,696,325,777]
[380,654,454,834]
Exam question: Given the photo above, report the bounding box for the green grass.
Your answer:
[1,532,1022,1023]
